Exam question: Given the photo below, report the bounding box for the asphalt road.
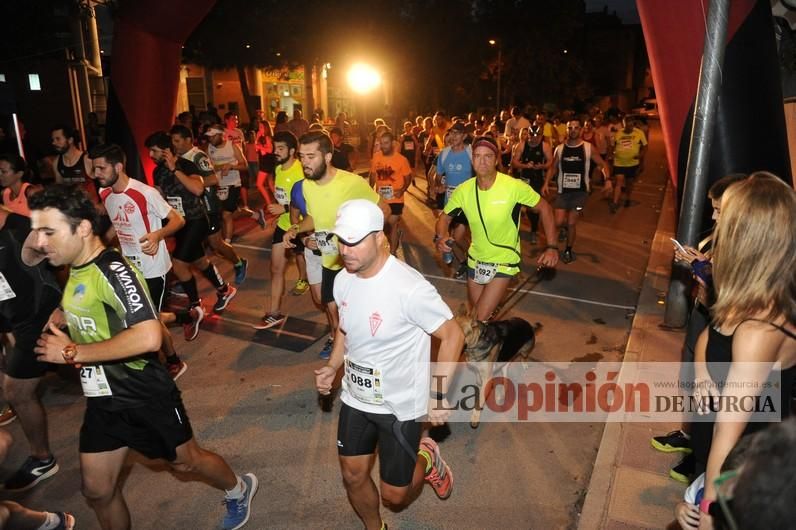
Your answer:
[1,123,668,529]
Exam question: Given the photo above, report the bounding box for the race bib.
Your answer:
[126,254,143,272]
[403,141,415,151]
[0,272,16,301]
[166,196,185,216]
[378,185,394,200]
[345,357,384,405]
[314,231,339,256]
[116,232,143,270]
[473,261,498,285]
[79,365,113,397]
[275,187,289,206]
[562,173,582,189]
[217,186,230,201]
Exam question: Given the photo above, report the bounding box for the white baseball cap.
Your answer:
[331,199,384,244]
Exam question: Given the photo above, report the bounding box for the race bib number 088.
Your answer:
[345,357,384,405]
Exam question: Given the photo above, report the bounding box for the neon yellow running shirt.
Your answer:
[444,172,540,274]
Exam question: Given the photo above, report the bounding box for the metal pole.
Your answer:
[496,46,502,114]
[663,0,730,327]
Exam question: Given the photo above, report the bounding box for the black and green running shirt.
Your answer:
[62,248,176,410]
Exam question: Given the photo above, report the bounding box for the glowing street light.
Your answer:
[489,39,502,113]
[347,63,381,94]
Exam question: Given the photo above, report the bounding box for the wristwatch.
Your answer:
[61,343,79,364]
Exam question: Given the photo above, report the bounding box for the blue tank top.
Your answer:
[291,179,307,217]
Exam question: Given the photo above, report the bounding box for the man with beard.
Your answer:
[542,120,610,263]
[283,131,387,360]
[51,124,98,202]
[91,144,189,379]
[253,131,306,330]
[315,199,462,529]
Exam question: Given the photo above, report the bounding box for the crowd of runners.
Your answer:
[0,101,792,530]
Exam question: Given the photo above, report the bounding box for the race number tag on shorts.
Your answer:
[274,187,289,206]
[166,196,185,216]
[314,231,339,256]
[403,141,414,151]
[0,272,16,301]
[378,186,394,200]
[217,186,230,201]
[562,173,582,189]
[473,261,498,284]
[79,365,113,397]
[345,357,384,405]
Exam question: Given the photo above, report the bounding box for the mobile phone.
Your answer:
[670,237,687,254]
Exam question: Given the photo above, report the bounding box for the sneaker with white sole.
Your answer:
[0,404,17,426]
[183,305,204,341]
[3,455,59,491]
[291,279,310,296]
[213,286,238,313]
[252,313,286,330]
[222,473,258,530]
[419,437,453,500]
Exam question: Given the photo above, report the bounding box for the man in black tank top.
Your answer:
[512,126,552,244]
[542,119,609,263]
[51,124,101,206]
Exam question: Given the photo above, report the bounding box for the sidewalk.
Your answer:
[578,181,689,530]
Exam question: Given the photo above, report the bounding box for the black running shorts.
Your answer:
[79,390,194,462]
[173,218,209,264]
[388,203,404,216]
[145,275,166,313]
[321,266,342,305]
[219,186,241,213]
[613,165,639,180]
[337,403,422,487]
[207,212,222,235]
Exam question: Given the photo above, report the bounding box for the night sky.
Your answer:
[585,0,640,23]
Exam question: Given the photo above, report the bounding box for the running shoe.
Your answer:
[234,259,248,285]
[609,202,619,214]
[624,199,632,208]
[167,360,188,381]
[54,512,76,530]
[214,286,238,313]
[253,313,286,330]
[650,430,692,454]
[255,209,266,230]
[169,283,189,298]
[291,279,310,296]
[0,404,17,426]
[318,338,334,360]
[419,437,453,500]
[669,453,695,484]
[183,305,204,342]
[561,249,575,264]
[3,455,59,491]
[222,473,258,530]
[239,206,255,217]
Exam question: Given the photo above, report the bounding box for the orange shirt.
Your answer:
[371,151,411,203]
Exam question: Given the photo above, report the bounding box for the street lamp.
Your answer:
[489,39,502,114]
[347,63,382,151]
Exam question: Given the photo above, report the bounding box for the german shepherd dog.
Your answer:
[455,307,538,428]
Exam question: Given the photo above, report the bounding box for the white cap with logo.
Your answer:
[331,199,384,244]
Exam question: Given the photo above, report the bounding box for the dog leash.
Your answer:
[489,266,549,321]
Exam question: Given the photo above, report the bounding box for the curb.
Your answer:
[577,179,677,529]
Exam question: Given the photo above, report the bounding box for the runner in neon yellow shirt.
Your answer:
[610,115,648,212]
[283,131,387,359]
[435,136,559,321]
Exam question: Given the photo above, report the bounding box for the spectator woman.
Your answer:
[691,171,796,528]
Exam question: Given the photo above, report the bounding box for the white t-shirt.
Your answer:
[208,140,242,187]
[334,256,453,421]
[100,179,173,278]
[504,116,531,137]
